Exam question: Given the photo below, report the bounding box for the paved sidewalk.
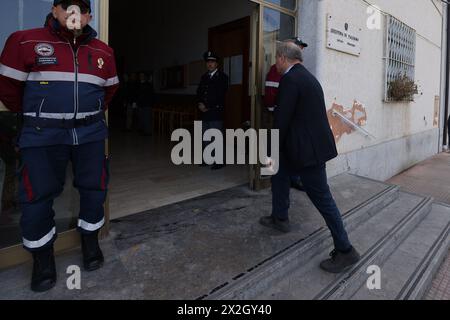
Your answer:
[388,153,450,300]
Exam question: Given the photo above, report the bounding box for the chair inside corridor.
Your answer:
[152,95,200,137]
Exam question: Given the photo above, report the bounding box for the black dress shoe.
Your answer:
[31,247,57,293]
[320,247,361,274]
[211,164,226,170]
[259,216,291,233]
[81,232,104,272]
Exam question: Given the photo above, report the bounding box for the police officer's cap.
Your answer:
[203,51,219,62]
[53,0,91,12]
[290,37,308,48]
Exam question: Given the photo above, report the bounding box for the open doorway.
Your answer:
[108,0,258,219]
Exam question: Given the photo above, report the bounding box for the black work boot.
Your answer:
[320,247,361,274]
[259,216,291,234]
[31,247,57,293]
[81,232,104,272]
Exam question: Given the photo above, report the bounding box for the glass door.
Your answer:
[250,0,297,190]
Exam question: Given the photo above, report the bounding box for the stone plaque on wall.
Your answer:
[326,14,362,56]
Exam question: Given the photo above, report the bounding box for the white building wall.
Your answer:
[299,0,444,180]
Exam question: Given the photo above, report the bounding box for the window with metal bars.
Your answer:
[384,15,417,102]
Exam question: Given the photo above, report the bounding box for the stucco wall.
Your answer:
[299,0,444,180]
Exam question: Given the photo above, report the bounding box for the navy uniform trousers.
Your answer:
[202,120,224,157]
[18,140,109,252]
[272,154,352,252]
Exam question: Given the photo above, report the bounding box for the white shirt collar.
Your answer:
[284,64,295,75]
[209,69,218,77]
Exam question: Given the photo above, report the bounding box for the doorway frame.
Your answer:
[0,0,298,270]
[249,0,298,190]
[208,16,251,130]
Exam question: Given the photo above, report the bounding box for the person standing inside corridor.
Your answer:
[259,41,361,274]
[136,72,154,136]
[197,51,229,170]
[0,0,119,292]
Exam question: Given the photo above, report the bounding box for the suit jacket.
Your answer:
[196,70,229,122]
[274,63,338,170]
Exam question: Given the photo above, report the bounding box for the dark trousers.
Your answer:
[290,175,302,185]
[18,141,109,252]
[271,155,352,252]
[138,107,152,135]
[202,120,224,164]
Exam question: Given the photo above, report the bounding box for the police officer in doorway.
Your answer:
[197,51,229,170]
[0,0,119,292]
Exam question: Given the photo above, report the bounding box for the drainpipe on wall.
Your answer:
[315,0,327,83]
[298,0,325,78]
[445,4,450,146]
[439,2,448,152]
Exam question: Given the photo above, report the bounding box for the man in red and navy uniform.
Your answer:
[0,0,118,292]
[264,37,308,112]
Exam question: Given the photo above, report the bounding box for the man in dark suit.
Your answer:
[197,51,229,170]
[259,41,360,273]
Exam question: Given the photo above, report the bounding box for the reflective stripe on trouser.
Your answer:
[19,141,108,252]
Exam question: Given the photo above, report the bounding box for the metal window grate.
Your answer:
[384,15,416,101]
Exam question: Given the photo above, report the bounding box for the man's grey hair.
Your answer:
[276,40,303,62]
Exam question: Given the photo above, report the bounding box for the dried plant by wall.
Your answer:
[388,73,418,102]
